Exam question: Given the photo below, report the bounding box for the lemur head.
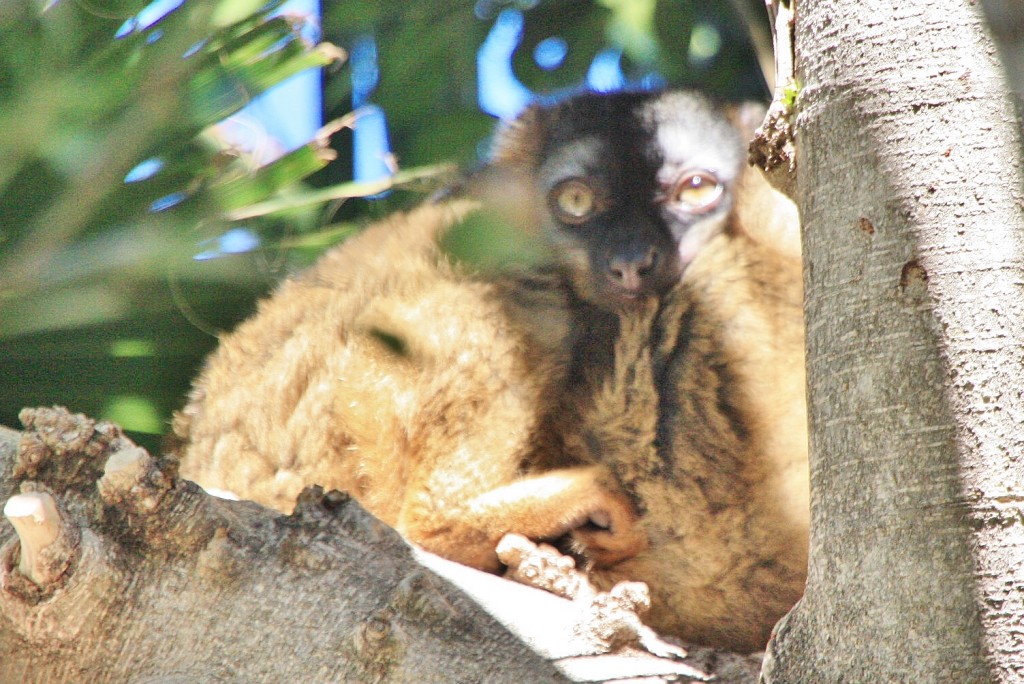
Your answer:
[487,90,748,311]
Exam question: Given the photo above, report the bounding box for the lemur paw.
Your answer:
[571,492,648,567]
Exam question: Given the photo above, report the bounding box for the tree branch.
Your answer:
[0,407,762,683]
[748,0,798,199]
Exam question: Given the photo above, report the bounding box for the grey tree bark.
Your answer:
[0,408,567,684]
[0,407,761,684]
[762,0,1024,681]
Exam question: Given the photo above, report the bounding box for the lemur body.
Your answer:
[176,199,644,570]
[172,91,808,652]
[580,164,807,650]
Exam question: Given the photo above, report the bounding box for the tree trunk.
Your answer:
[762,0,1024,681]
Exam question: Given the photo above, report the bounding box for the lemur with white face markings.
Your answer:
[171,90,808,652]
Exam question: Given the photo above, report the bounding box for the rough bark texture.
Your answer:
[0,409,566,683]
[762,0,1024,681]
[0,408,761,684]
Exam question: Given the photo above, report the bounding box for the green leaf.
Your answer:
[211,0,284,28]
[188,25,341,127]
[214,142,336,211]
[439,209,551,272]
[225,163,456,220]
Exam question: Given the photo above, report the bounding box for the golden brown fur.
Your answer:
[172,92,808,652]
[578,168,807,651]
[173,199,646,571]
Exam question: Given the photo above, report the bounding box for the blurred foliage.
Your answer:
[0,0,766,452]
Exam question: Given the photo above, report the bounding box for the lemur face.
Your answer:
[490,90,746,311]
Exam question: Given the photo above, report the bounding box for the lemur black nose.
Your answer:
[608,247,658,292]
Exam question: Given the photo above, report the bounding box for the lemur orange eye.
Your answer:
[550,178,600,224]
[670,171,723,213]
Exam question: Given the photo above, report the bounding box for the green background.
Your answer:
[0,0,766,453]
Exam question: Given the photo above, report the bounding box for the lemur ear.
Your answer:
[724,101,768,143]
[489,103,553,168]
[431,104,551,204]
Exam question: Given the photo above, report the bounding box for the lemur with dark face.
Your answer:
[171,90,808,652]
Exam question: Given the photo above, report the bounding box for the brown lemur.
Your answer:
[169,90,808,653]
